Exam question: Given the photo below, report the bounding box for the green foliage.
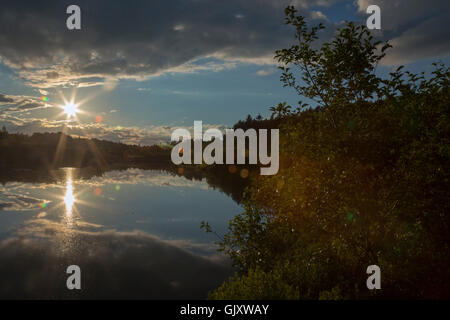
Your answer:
[276,6,391,112]
[206,6,450,299]
[209,267,300,300]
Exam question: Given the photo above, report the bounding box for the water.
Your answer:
[0,167,241,299]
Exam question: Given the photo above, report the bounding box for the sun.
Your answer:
[62,102,79,118]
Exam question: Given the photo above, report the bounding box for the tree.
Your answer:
[276,6,391,108]
[0,125,8,138]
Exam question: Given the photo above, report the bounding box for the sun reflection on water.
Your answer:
[64,169,75,225]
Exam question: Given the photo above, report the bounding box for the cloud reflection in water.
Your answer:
[0,218,233,299]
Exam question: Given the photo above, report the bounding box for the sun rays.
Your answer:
[49,89,107,175]
[56,87,102,121]
[62,102,79,118]
[57,89,84,121]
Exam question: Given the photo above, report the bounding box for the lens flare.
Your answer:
[94,188,102,196]
[240,169,249,179]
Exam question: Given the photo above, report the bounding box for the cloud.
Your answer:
[0,192,47,211]
[0,112,227,146]
[310,10,328,21]
[256,68,277,76]
[0,93,15,103]
[0,1,446,87]
[356,0,450,65]
[0,0,339,88]
[381,14,450,65]
[0,218,233,298]
[0,93,49,113]
[161,60,237,75]
[15,100,46,111]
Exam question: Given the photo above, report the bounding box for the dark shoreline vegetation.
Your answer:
[203,7,449,299]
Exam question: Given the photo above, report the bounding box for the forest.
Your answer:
[0,129,170,169]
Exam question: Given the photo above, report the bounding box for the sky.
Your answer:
[0,0,449,145]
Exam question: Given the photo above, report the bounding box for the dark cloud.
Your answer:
[0,93,14,103]
[383,13,450,65]
[16,100,46,110]
[0,1,447,87]
[0,93,48,112]
[0,219,233,299]
[356,0,450,65]
[0,0,337,87]
[0,192,46,211]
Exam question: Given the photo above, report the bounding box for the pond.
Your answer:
[0,167,242,299]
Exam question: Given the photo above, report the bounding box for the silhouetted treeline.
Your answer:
[233,114,282,131]
[0,131,170,170]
